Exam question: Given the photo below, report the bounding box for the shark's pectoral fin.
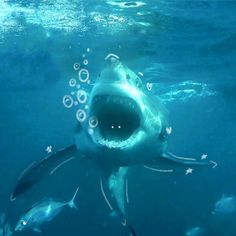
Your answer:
[155,152,214,168]
[11,145,78,201]
[100,167,136,236]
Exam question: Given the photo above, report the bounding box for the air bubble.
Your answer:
[89,116,98,128]
[76,90,87,104]
[69,78,76,87]
[73,62,80,70]
[76,109,86,122]
[88,128,94,135]
[62,95,74,108]
[83,59,88,65]
[78,69,89,83]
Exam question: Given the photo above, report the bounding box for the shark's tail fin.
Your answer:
[68,186,79,210]
[127,223,137,236]
[121,218,137,236]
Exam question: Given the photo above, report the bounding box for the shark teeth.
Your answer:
[98,135,135,149]
[93,95,137,110]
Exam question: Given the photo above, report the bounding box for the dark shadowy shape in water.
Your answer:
[0,23,61,91]
[0,50,60,90]
[212,195,236,216]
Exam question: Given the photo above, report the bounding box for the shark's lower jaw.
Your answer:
[91,94,141,149]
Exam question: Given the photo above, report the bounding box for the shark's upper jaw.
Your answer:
[91,94,141,149]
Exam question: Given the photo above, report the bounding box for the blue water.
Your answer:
[0,0,236,235]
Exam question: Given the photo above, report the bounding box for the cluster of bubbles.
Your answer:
[107,1,146,8]
[62,48,98,131]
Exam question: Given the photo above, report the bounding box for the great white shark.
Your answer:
[11,55,215,235]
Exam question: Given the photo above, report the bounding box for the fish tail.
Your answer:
[121,218,137,236]
[127,223,137,236]
[68,186,79,210]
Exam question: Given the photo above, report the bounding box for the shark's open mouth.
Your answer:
[91,95,141,148]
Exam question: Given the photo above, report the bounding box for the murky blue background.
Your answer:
[0,0,236,235]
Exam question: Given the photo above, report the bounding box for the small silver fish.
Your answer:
[15,186,79,233]
[0,213,12,236]
[185,226,206,236]
[213,194,236,215]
